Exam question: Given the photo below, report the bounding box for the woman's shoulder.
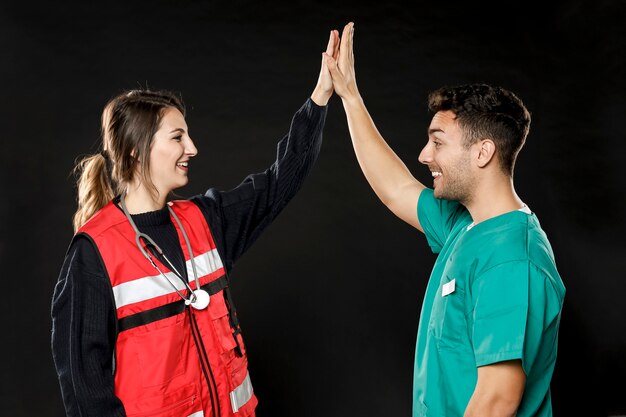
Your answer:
[64,234,105,275]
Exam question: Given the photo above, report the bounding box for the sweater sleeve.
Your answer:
[51,235,126,417]
[191,98,327,272]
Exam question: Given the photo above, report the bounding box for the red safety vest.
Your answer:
[78,200,257,417]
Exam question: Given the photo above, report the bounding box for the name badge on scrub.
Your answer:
[442,279,456,297]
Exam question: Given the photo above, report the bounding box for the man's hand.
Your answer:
[311,29,340,106]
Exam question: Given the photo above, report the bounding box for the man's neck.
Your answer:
[464,176,525,225]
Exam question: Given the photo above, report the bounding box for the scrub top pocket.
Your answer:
[428,275,466,349]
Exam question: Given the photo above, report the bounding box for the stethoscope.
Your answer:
[119,193,210,310]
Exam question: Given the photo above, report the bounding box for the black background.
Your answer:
[1,1,625,416]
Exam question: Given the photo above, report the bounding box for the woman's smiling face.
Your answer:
[147,106,198,196]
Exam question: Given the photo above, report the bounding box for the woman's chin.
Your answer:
[175,178,190,189]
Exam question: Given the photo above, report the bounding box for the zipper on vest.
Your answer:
[188,308,221,417]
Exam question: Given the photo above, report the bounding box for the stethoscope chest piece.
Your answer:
[190,289,210,310]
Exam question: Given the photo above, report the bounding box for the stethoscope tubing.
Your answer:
[119,194,206,307]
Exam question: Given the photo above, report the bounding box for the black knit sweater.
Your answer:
[51,98,327,417]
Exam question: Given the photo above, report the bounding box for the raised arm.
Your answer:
[192,30,339,270]
[324,22,426,232]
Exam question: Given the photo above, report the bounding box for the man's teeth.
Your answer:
[431,171,442,178]
[177,162,188,167]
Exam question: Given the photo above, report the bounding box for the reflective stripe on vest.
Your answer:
[111,248,223,308]
[230,372,254,413]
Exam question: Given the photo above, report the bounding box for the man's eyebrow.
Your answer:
[428,128,445,136]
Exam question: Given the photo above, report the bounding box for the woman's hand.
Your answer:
[323,22,360,103]
[311,29,340,106]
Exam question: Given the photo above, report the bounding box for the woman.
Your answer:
[51,30,340,417]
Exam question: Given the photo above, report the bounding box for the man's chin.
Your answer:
[433,188,457,202]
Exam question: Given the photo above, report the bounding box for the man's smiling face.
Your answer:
[419,110,477,204]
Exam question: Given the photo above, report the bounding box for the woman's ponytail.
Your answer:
[72,152,114,232]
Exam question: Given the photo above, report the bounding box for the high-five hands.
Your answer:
[323,22,360,102]
[311,29,340,106]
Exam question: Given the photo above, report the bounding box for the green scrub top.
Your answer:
[413,188,565,417]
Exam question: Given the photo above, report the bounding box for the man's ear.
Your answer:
[476,139,496,168]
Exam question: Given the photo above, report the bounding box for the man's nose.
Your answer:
[418,144,431,165]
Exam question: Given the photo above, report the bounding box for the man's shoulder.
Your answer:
[468,212,556,269]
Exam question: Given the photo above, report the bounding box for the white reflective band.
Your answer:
[112,249,223,308]
[188,248,223,279]
[230,373,253,413]
[187,411,204,417]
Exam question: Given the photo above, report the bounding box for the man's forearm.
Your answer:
[342,95,423,207]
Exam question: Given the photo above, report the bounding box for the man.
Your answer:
[324,22,565,416]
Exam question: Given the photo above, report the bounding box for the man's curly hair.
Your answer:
[428,83,531,176]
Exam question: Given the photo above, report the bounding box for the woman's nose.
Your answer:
[186,138,198,156]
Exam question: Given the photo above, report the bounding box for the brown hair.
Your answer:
[428,83,531,176]
[72,89,186,232]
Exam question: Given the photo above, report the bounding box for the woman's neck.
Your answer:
[123,182,167,214]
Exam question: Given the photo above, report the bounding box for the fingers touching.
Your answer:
[320,22,358,99]
[311,24,351,105]
[324,22,354,66]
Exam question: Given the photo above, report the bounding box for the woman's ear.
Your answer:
[476,139,496,168]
